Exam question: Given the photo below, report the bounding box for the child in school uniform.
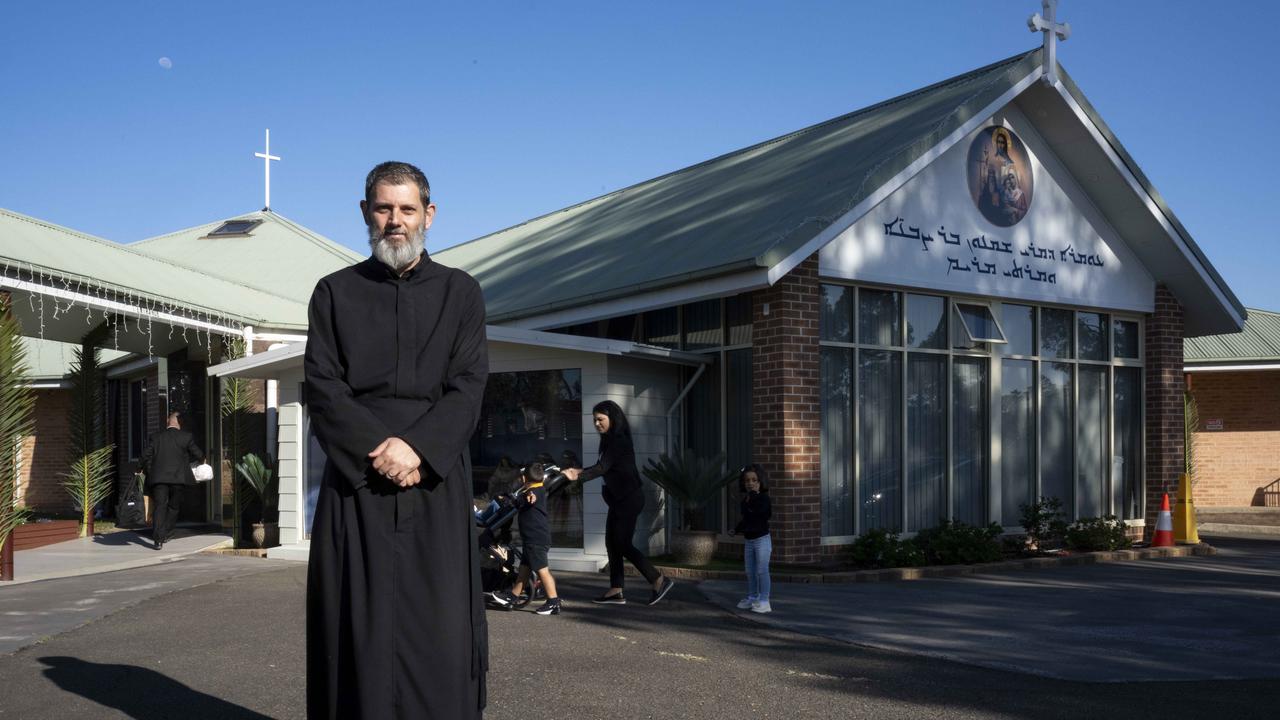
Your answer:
[498,462,561,615]
[731,463,772,614]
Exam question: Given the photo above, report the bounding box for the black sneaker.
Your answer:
[534,598,562,615]
[487,590,517,610]
[647,577,675,606]
[592,592,626,605]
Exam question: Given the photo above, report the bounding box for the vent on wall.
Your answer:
[206,219,262,237]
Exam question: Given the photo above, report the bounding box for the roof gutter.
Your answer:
[1184,363,1280,373]
[0,273,245,336]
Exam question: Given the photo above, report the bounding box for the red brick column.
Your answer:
[753,256,822,565]
[1144,284,1184,537]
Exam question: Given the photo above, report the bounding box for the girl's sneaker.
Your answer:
[736,597,756,610]
[750,599,772,614]
[534,598,562,615]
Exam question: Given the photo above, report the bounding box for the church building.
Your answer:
[3,42,1247,570]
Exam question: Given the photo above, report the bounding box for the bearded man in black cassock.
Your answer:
[305,161,489,719]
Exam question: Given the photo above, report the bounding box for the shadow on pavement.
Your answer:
[91,530,156,549]
[38,656,274,720]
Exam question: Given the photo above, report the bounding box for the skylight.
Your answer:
[207,219,262,237]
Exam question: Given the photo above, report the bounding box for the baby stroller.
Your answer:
[477,463,571,610]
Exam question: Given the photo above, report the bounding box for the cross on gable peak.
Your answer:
[1027,0,1070,86]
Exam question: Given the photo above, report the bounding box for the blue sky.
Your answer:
[2,1,1276,309]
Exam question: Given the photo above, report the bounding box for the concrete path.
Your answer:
[5,529,233,585]
[700,537,1280,683]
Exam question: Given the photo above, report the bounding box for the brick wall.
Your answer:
[752,255,822,564]
[1144,285,1185,536]
[1186,370,1280,506]
[17,389,75,515]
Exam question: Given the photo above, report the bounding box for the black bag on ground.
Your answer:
[116,473,147,528]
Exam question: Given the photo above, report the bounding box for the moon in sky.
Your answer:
[158,57,173,70]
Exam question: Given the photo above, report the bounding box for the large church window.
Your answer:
[1040,362,1073,510]
[1076,366,1110,518]
[1040,308,1073,359]
[858,349,901,532]
[821,284,854,342]
[1113,367,1143,520]
[952,358,988,526]
[1078,312,1109,361]
[1000,359,1035,526]
[859,289,901,346]
[907,354,946,531]
[820,347,854,536]
[906,294,946,350]
[1000,304,1035,356]
[818,284,1144,539]
[1114,319,1140,359]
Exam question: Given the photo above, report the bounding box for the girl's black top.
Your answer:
[734,492,772,540]
[578,434,642,506]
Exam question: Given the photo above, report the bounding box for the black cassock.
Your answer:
[304,254,489,719]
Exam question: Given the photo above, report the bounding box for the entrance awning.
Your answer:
[206,325,712,380]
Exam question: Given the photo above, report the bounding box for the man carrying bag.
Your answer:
[141,411,203,550]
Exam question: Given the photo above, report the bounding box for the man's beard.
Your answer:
[368,224,426,271]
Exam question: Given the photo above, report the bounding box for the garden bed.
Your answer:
[12,520,80,550]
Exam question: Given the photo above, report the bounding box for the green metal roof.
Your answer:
[436,49,1046,323]
[436,48,1244,337]
[0,208,309,330]
[1185,309,1280,363]
[130,210,364,304]
[20,337,129,381]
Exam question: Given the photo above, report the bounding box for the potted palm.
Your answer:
[235,453,277,549]
[641,450,736,566]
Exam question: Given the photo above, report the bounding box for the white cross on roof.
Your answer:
[254,129,282,211]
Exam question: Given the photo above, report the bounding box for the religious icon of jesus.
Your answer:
[967,125,1034,227]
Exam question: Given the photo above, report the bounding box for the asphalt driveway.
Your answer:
[700,537,1280,682]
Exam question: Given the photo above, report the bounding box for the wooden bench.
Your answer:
[12,520,81,551]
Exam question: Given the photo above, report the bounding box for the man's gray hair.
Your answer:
[365,161,431,206]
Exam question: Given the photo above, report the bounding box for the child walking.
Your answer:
[731,464,772,614]
[500,462,561,615]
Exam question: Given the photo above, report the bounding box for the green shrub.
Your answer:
[1019,496,1068,551]
[1065,515,1132,552]
[849,528,924,569]
[913,521,1003,565]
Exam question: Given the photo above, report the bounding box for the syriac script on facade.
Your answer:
[882,216,1106,286]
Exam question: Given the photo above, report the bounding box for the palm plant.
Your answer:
[641,450,737,531]
[61,345,114,537]
[235,452,277,525]
[0,293,34,559]
[236,453,276,548]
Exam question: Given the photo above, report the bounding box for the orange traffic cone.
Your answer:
[1151,493,1175,547]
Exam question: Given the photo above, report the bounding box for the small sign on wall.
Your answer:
[1205,418,1224,431]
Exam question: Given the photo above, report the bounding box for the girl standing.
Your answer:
[562,400,675,606]
[732,464,772,613]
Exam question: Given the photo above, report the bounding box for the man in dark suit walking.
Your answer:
[141,411,203,550]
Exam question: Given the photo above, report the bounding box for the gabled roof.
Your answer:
[131,210,364,304]
[1185,309,1280,364]
[436,49,1046,323]
[436,47,1244,338]
[0,208,308,329]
